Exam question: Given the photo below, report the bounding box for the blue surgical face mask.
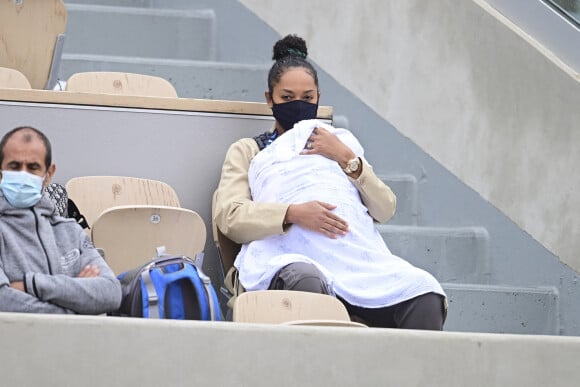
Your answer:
[272,99,319,131]
[0,170,45,208]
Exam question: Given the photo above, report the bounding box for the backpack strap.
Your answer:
[225,266,245,310]
[197,268,220,321]
[253,129,278,151]
[140,266,160,319]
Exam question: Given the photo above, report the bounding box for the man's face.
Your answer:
[0,131,55,187]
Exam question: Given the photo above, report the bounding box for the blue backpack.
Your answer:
[116,256,221,321]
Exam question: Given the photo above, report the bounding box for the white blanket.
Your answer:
[235,119,444,307]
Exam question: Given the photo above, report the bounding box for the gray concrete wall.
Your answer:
[239,0,580,273]
[1,312,579,387]
[0,100,275,309]
[65,4,217,60]
[0,96,567,335]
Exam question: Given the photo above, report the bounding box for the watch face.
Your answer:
[348,158,359,172]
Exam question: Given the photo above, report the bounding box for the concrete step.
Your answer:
[378,225,490,284]
[5,313,580,387]
[65,0,204,8]
[64,0,242,10]
[147,0,280,63]
[66,0,277,63]
[66,0,151,6]
[149,0,223,9]
[59,53,269,100]
[380,174,418,226]
[443,283,560,335]
[64,4,216,60]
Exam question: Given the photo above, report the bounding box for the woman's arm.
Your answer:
[214,138,290,244]
[304,126,396,224]
[348,159,397,224]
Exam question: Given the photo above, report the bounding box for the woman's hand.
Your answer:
[301,126,355,168]
[285,201,349,238]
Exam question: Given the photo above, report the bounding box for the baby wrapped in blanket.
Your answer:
[235,119,444,308]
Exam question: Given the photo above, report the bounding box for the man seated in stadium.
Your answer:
[0,126,121,314]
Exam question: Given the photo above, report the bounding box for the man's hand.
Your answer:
[285,201,349,239]
[9,281,24,292]
[77,265,100,278]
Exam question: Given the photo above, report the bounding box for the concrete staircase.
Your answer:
[380,175,559,335]
[60,0,273,99]
[60,0,566,335]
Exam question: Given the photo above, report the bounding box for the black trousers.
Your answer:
[268,262,446,330]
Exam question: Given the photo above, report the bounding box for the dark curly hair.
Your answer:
[267,34,319,96]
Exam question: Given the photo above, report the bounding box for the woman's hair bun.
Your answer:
[272,34,308,61]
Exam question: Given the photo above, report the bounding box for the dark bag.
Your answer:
[66,197,90,229]
[116,256,221,320]
[45,183,89,229]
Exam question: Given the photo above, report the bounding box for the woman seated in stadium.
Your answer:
[214,34,446,329]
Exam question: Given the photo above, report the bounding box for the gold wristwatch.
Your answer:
[343,157,360,174]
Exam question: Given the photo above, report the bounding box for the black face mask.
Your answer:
[271,100,319,131]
